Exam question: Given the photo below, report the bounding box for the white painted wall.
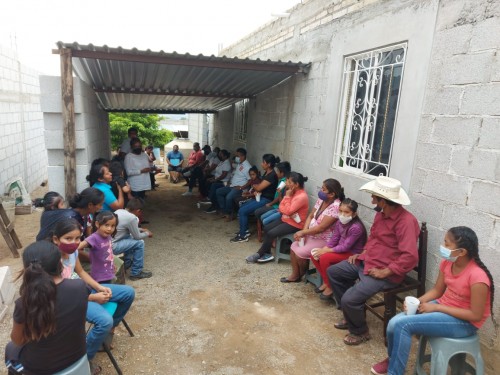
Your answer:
[0,44,47,195]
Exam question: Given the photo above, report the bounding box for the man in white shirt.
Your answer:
[213,148,252,215]
[112,198,153,280]
[119,127,138,159]
[124,138,151,200]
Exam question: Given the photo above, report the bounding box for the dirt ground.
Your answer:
[0,176,422,375]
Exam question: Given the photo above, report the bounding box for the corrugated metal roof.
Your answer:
[55,42,310,113]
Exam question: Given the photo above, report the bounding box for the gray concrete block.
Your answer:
[492,52,500,82]
[450,147,499,181]
[437,52,495,86]
[441,203,495,247]
[431,116,481,146]
[418,115,434,142]
[479,118,500,149]
[407,193,445,227]
[47,166,65,196]
[461,83,500,116]
[415,142,452,173]
[469,181,500,216]
[421,170,468,204]
[489,219,500,250]
[423,87,463,115]
[470,17,500,52]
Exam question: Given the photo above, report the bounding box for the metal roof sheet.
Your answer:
[55,42,310,113]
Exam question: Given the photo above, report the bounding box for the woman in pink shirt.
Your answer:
[245,172,309,264]
[371,226,494,375]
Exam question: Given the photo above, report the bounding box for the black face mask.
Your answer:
[132,147,142,155]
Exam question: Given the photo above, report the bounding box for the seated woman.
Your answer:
[280,179,345,283]
[87,162,125,212]
[5,241,89,375]
[230,154,280,243]
[371,226,494,375]
[310,199,367,299]
[246,172,309,263]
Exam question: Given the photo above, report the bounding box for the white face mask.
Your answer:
[338,214,353,225]
[235,157,241,163]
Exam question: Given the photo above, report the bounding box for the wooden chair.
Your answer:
[365,222,428,343]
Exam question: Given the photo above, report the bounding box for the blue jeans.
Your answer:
[208,181,224,203]
[238,198,270,237]
[261,209,281,226]
[386,311,477,375]
[86,284,135,360]
[216,186,242,213]
[112,235,145,276]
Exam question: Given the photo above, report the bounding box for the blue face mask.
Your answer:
[439,245,459,262]
[318,191,329,201]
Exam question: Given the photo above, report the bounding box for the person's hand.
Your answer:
[368,267,392,279]
[315,246,331,257]
[265,202,272,207]
[145,229,153,238]
[93,292,111,304]
[141,167,151,173]
[98,286,112,296]
[348,254,360,264]
[122,184,131,194]
[293,231,304,241]
[418,302,438,314]
[285,187,294,197]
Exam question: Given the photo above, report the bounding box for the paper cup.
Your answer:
[405,296,420,315]
[299,238,305,247]
[292,213,301,223]
[255,192,261,202]
[277,181,286,190]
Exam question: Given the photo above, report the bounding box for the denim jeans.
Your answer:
[386,311,477,375]
[216,186,242,213]
[208,181,224,203]
[237,198,270,237]
[112,235,145,276]
[86,284,135,360]
[261,209,281,226]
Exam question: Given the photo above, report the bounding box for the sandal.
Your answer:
[334,320,349,330]
[313,286,326,293]
[343,332,371,346]
[89,360,102,375]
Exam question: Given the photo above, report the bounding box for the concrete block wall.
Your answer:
[187,114,214,147]
[40,76,110,197]
[412,0,500,363]
[0,45,47,195]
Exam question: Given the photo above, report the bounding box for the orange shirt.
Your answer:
[279,189,309,229]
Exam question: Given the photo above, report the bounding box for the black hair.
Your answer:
[219,149,230,159]
[41,191,64,211]
[447,226,495,315]
[126,197,144,211]
[287,172,308,188]
[249,165,260,178]
[213,147,221,154]
[86,163,108,186]
[262,154,280,168]
[128,127,138,135]
[236,148,247,156]
[109,160,125,179]
[91,158,110,169]
[276,161,292,177]
[19,241,62,342]
[324,179,346,201]
[146,145,154,150]
[129,137,142,148]
[51,218,82,241]
[92,210,118,237]
[69,187,104,209]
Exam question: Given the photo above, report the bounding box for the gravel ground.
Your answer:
[0,177,422,375]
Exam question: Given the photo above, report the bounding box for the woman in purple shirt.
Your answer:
[310,199,367,299]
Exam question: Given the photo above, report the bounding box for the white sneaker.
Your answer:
[182,191,193,196]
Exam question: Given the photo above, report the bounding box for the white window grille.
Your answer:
[233,99,249,142]
[334,43,407,177]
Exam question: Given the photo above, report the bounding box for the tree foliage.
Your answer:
[109,113,174,150]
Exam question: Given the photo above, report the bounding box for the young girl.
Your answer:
[5,241,89,375]
[310,198,367,299]
[371,226,494,375]
[78,211,118,284]
[233,166,262,207]
[51,219,135,375]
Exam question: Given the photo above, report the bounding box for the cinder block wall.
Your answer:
[40,76,110,197]
[0,45,47,194]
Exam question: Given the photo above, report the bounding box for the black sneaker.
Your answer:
[234,230,250,238]
[129,270,153,280]
[230,235,249,243]
[205,206,217,214]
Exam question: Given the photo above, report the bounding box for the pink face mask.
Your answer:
[58,242,79,255]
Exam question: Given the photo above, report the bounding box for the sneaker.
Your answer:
[371,358,389,375]
[205,206,217,214]
[129,270,153,280]
[257,253,274,263]
[182,191,193,196]
[246,253,261,263]
[234,229,250,237]
[230,235,249,243]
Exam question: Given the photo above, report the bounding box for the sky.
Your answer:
[0,0,300,75]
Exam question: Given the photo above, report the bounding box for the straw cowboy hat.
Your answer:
[359,176,411,205]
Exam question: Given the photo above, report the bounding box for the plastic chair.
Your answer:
[87,302,134,375]
[304,267,323,288]
[414,334,484,375]
[275,233,294,262]
[54,355,90,375]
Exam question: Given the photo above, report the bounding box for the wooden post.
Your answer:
[60,48,76,200]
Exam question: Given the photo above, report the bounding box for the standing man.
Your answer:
[119,127,138,159]
[124,138,151,200]
[181,142,205,194]
[211,148,251,215]
[166,144,184,183]
[113,198,153,280]
[327,176,420,346]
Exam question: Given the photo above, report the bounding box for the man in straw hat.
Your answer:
[327,176,420,346]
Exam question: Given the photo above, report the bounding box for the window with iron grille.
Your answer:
[334,43,407,177]
[233,99,249,142]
